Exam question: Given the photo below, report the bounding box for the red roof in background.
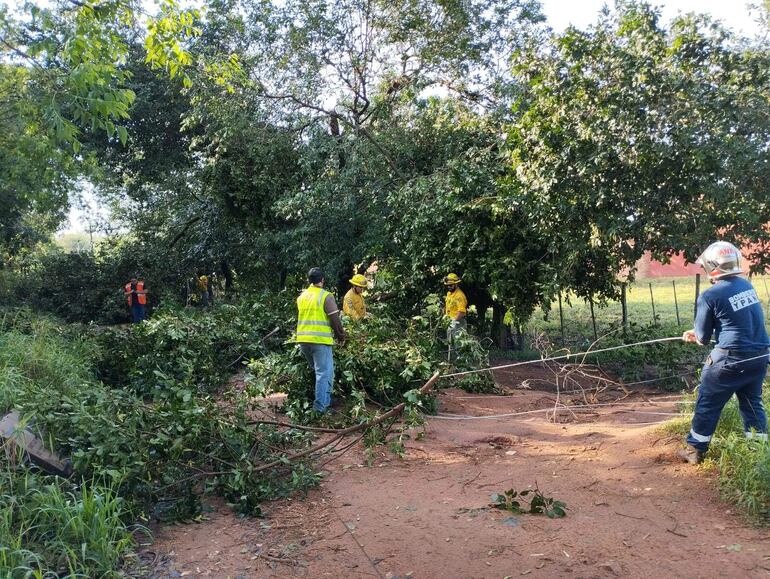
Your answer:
[635,250,763,279]
[635,252,701,279]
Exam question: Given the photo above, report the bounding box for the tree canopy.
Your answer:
[3,0,770,329]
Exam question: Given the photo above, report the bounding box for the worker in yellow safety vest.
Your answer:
[343,274,368,320]
[296,268,346,413]
[444,273,467,361]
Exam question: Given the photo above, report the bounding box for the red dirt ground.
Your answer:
[144,365,770,579]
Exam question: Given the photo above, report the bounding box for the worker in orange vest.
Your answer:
[124,276,148,323]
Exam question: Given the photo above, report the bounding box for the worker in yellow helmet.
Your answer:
[444,273,467,361]
[343,274,368,321]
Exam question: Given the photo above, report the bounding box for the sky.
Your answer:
[59,0,767,234]
[539,0,764,37]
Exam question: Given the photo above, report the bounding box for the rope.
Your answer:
[451,370,698,399]
[440,336,683,379]
[432,398,694,421]
[433,351,770,422]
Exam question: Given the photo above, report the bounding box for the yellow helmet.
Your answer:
[349,274,367,288]
[444,273,461,285]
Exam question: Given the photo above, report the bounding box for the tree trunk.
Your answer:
[220,259,233,292]
[337,259,353,298]
[515,324,525,351]
[476,304,488,338]
[491,301,508,349]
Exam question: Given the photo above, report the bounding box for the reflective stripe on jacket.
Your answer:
[296,285,334,345]
[125,281,147,306]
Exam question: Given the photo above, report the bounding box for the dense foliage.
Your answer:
[95,294,294,391]
[0,0,202,259]
[505,3,770,300]
[0,308,320,574]
[247,296,495,421]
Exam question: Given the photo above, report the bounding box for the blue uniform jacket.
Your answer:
[694,276,770,351]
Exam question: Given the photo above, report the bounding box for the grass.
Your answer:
[528,275,770,345]
[0,321,140,576]
[665,389,770,523]
[0,468,139,578]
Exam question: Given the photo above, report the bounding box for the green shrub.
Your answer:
[94,295,293,395]
[0,308,320,525]
[247,298,494,421]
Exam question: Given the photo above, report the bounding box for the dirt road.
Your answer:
[147,384,770,579]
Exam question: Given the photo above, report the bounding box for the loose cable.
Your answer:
[440,336,683,379]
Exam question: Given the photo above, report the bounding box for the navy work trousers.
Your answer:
[687,348,769,451]
[130,302,146,323]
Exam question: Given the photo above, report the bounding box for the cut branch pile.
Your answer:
[249,371,441,472]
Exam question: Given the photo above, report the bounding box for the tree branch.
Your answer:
[169,215,202,248]
[250,371,440,473]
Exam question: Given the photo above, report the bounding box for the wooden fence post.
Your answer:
[672,279,681,326]
[649,283,657,325]
[621,282,628,335]
[558,292,565,343]
[694,274,701,320]
[589,297,598,341]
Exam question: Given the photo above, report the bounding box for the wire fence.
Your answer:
[528,274,770,345]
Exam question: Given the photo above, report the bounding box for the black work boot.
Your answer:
[677,446,706,465]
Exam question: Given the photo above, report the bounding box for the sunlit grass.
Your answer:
[529,275,770,343]
[665,389,770,523]
[0,468,140,577]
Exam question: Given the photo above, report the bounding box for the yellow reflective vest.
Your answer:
[296,285,334,345]
[343,288,366,320]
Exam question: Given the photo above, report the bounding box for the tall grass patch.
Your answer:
[669,388,770,522]
[0,469,138,578]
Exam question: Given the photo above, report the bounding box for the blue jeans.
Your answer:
[687,348,769,451]
[299,343,334,413]
[131,303,146,323]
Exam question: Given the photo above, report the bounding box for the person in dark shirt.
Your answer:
[680,241,769,464]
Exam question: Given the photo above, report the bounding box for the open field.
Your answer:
[529,275,770,343]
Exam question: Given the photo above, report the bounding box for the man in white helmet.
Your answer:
[680,241,769,464]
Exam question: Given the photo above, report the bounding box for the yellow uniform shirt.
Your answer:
[445,287,467,320]
[343,288,366,320]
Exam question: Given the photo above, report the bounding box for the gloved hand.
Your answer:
[682,329,699,344]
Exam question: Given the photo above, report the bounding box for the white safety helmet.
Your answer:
[697,241,743,280]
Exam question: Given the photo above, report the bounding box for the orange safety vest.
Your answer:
[125,281,147,306]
